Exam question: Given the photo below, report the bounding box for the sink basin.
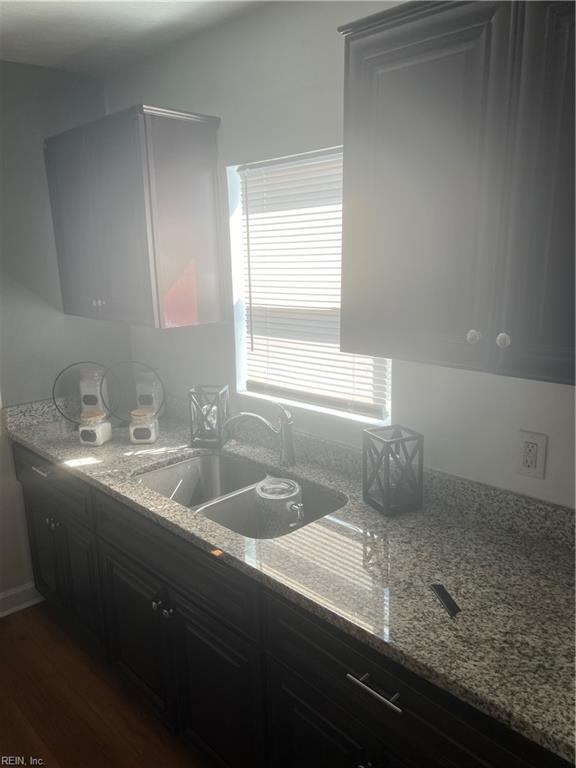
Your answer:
[137,453,268,507]
[198,479,348,539]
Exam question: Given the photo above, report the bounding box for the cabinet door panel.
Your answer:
[495,2,575,383]
[60,518,101,640]
[45,128,103,318]
[173,592,262,768]
[100,545,172,719]
[266,659,366,768]
[144,113,220,328]
[91,111,156,326]
[25,491,60,602]
[340,3,513,370]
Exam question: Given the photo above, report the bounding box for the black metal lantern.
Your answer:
[362,424,424,514]
[189,384,229,447]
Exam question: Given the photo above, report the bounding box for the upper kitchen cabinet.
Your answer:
[45,105,221,328]
[339,2,575,385]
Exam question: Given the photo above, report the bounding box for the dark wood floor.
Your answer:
[0,603,206,768]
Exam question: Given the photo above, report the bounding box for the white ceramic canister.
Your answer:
[129,409,159,444]
[79,410,112,446]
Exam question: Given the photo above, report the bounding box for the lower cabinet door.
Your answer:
[100,544,173,721]
[25,490,61,603]
[266,658,410,768]
[60,518,102,641]
[172,590,262,768]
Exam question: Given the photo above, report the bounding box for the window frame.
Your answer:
[227,151,391,425]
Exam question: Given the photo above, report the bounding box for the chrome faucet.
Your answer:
[222,404,295,466]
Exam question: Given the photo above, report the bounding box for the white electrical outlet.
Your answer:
[517,430,548,479]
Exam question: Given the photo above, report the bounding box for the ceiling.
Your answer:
[0,1,258,75]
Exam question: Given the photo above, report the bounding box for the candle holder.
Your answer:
[189,384,229,447]
[362,424,423,515]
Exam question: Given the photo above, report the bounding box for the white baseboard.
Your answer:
[0,581,44,617]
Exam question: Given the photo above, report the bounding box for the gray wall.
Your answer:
[112,1,395,412]
[104,1,574,507]
[0,61,131,599]
[0,61,132,406]
[106,0,393,432]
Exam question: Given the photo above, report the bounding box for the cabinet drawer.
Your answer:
[13,444,93,529]
[264,593,566,768]
[94,490,260,640]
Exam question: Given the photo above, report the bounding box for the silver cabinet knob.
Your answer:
[496,332,511,348]
[45,517,51,527]
[466,329,482,344]
[151,600,163,612]
[161,608,174,620]
[92,299,97,307]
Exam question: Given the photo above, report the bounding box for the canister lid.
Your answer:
[130,408,155,419]
[80,410,107,424]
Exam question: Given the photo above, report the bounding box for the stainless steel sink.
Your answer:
[198,480,348,539]
[137,451,348,539]
[136,453,268,507]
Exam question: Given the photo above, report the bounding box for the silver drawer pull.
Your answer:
[346,672,403,715]
[32,465,50,479]
[151,600,163,612]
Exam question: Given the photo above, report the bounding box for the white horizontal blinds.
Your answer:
[239,149,390,418]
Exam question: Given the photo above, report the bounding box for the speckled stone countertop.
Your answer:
[4,400,575,763]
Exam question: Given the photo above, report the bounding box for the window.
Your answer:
[230,148,390,420]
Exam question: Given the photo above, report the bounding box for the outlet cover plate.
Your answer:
[517,430,548,479]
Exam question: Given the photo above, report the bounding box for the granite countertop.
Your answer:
[5,401,575,763]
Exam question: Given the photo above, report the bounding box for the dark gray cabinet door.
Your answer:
[22,480,101,645]
[45,127,105,319]
[144,111,220,328]
[60,517,102,641]
[266,659,369,768]
[172,590,262,768]
[494,2,575,384]
[100,544,174,721]
[91,110,156,326]
[25,489,62,603]
[340,2,514,371]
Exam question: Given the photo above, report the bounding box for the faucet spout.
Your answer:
[222,404,295,466]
